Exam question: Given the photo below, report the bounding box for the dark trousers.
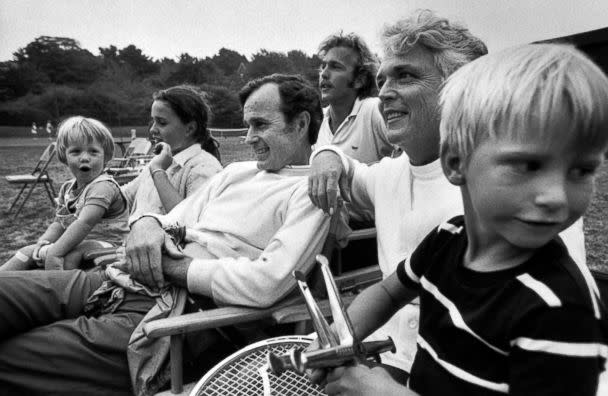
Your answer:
[0,269,155,396]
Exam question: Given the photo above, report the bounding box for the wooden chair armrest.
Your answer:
[271,293,358,324]
[143,266,384,338]
[334,265,382,292]
[143,295,302,339]
[107,167,138,175]
[272,265,382,324]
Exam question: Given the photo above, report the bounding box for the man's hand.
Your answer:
[324,364,414,396]
[149,142,173,171]
[124,217,168,289]
[308,151,348,215]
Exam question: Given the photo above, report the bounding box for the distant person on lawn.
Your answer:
[46,120,54,140]
[30,121,37,138]
[1,116,130,271]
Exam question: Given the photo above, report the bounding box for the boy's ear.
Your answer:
[440,145,466,186]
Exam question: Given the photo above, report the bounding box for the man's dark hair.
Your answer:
[318,32,379,98]
[239,74,322,144]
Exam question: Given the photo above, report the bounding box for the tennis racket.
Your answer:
[189,335,326,396]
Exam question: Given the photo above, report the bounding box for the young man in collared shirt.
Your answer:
[316,32,393,165]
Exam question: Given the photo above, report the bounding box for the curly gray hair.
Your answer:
[382,9,488,78]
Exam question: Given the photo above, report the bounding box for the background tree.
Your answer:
[211,48,248,76]
[246,49,295,79]
[0,36,325,129]
[117,44,159,77]
[13,36,101,86]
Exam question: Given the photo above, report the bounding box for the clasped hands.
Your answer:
[114,216,189,289]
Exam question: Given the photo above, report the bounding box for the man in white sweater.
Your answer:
[308,10,587,382]
[125,74,331,307]
[0,74,335,395]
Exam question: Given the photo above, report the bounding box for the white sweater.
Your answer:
[151,161,331,308]
[344,153,462,371]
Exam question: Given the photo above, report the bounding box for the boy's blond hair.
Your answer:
[440,43,608,162]
[56,116,115,164]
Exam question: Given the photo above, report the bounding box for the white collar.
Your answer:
[173,144,202,166]
[324,97,364,122]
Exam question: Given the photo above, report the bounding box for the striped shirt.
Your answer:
[396,216,607,395]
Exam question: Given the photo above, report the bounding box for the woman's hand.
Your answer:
[149,142,173,171]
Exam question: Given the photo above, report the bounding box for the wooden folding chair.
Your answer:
[107,138,154,185]
[5,142,57,219]
[109,138,153,168]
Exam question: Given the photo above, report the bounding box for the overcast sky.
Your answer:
[1,0,607,62]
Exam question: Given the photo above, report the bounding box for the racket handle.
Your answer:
[268,337,395,376]
[268,348,304,376]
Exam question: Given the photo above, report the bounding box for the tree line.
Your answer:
[0,36,322,128]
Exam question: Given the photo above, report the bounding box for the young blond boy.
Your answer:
[1,117,130,271]
[316,44,608,395]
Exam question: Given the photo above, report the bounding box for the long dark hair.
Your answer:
[153,85,221,162]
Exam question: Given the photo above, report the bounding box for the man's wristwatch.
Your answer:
[165,224,186,248]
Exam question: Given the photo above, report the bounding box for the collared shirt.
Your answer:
[314,97,393,164]
[121,143,222,224]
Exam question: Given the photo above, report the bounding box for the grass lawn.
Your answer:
[1,137,607,273]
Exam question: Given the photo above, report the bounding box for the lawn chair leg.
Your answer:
[13,182,37,219]
[44,181,56,205]
[6,184,27,215]
[170,334,184,394]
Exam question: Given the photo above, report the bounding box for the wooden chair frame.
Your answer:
[106,138,154,185]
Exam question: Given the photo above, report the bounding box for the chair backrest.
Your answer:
[128,138,153,156]
[32,142,57,175]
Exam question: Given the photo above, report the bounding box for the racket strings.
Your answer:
[194,341,326,396]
